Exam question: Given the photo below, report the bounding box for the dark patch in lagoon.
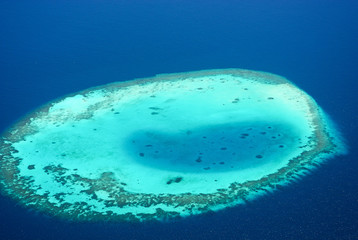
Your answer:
[149,107,161,110]
[27,165,35,170]
[126,121,306,173]
[166,177,183,185]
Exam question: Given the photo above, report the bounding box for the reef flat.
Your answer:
[0,69,347,221]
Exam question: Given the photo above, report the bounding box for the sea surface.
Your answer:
[0,1,357,239]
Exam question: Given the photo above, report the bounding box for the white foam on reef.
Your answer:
[0,69,347,222]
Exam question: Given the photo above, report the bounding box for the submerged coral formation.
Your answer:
[0,69,346,221]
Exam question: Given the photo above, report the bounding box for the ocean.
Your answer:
[0,1,357,239]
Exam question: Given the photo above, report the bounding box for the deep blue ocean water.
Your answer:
[0,1,357,239]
